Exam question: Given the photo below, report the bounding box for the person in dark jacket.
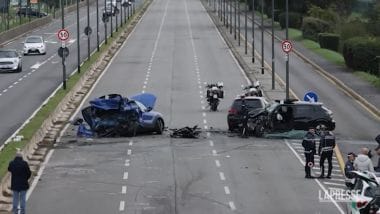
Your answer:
[318,131,336,179]
[8,150,31,214]
[375,135,380,172]
[302,127,316,179]
[345,152,356,189]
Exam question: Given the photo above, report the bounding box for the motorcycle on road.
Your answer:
[206,82,224,111]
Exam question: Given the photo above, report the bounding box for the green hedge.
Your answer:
[279,12,302,29]
[302,17,330,41]
[318,33,340,51]
[343,37,380,75]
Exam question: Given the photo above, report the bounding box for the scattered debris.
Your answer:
[170,126,201,138]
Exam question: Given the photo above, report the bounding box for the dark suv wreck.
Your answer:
[247,99,335,137]
[77,93,165,137]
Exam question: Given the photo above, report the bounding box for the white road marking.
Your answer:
[125,159,130,167]
[202,106,205,110]
[18,78,22,81]
[142,90,145,93]
[127,149,132,155]
[224,186,230,194]
[215,160,221,167]
[123,172,129,180]
[0,93,2,96]
[3,89,7,93]
[229,201,236,211]
[30,62,42,69]
[206,132,210,137]
[143,85,146,89]
[209,140,214,146]
[204,125,208,129]
[121,186,127,194]
[8,85,13,89]
[203,119,207,124]
[14,82,18,85]
[129,141,133,146]
[23,75,27,78]
[323,182,346,187]
[212,150,217,156]
[285,140,345,214]
[202,112,206,117]
[200,95,203,99]
[219,172,226,181]
[119,201,125,211]
[200,100,204,104]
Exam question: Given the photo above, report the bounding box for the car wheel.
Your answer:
[314,122,327,131]
[155,119,164,134]
[17,65,22,73]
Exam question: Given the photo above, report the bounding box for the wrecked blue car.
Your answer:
[76,93,165,137]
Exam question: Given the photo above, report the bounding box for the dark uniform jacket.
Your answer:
[345,160,355,179]
[302,132,316,154]
[318,132,336,155]
[8,157,31,191]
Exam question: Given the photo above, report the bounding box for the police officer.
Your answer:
[318,131,336,179]
[240,96,249,138]
[302,127,316,179]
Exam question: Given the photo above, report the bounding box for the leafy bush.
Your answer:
[302,17,331,41]
[318,33,340,51]
[279,12,302,29]
[340,19,368,41]
[343,37,380,75]
[307,5,340,26]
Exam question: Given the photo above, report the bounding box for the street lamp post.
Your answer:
[104,0,108,44]
[87,0,90,60]
[271,0,275,89]
[251,0,255,63]
[110,3,113,37]
[244,0,247,53]
[76,0,80,73]
[260,0,264,74]
[61,0,66,90]
[285,0,290,99]
[96,0,99,51]
[115,2,118,32]
[229,0,232,34]
[234,0,236,39]
[238,0,240,45]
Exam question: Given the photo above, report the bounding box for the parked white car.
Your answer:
[23,36,46,55]
[0,49,22,73]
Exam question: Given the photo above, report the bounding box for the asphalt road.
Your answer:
[27,0,344,213]
[229,5,380,141]
[0,0,140,144]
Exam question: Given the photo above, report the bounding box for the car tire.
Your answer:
[155,119,164,134]
[16,65,22,73]
[314,121,328,131]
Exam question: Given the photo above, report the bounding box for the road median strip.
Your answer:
[0,0,152,211]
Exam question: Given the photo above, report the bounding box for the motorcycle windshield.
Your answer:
[130,93,157,110]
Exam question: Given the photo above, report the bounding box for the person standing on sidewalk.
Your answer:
[8,150,31,214]
[302,127,317,179]
[354,147,374,172]
[318,131,336,179]
[373,134,380,171]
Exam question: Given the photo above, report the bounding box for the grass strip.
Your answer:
[354,71,380,89]
[0,3,147,179]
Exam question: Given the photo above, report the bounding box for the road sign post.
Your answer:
[57,28,69,90]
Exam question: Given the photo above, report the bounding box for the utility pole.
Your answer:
[104,0,107,44]
[234,0,236,39]
[111,2,113,37]
[76,0,80,73]
[251,0,255,63]
[96,0,99,51]
[271,0,275,89]
[238,0,240,45]
[244,0,247,54]
[285,0,290,99]
[260,0,264,74]
[115,2,118,32]
[229,0,232,34]
[87,0,90,60]
[61,0,66,90]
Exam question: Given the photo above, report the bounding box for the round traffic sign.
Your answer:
[308,162,314,167]
[57,29,69,41]
[84,26,92,36]
[282,40,293,53]
[58,47,69,58]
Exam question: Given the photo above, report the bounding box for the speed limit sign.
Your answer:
[57,29,69,41]
[282,40,293,53]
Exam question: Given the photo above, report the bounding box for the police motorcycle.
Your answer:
[242,81,263,97]
[205,82,224,111]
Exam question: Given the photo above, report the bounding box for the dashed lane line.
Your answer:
[215,160,221,167]
[224,186,231,195]
[122,186,127,194]
[229,201,236,211]
[127,149,132,155]
[119,201,125,211]
[123,172,129,180]
[219,172,226,181]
